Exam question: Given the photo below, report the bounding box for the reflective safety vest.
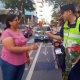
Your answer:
[64,17,80,47]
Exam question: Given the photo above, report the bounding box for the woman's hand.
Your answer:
[30,43,38,50]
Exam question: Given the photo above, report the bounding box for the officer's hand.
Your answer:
[45,32,52,37]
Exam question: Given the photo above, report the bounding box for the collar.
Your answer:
[68,17,78,28]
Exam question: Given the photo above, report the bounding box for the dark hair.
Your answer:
[60,4,76,14]
[5,14,18,30]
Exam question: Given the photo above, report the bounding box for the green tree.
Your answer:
[1,0,35,11]
[48,0,80,8]
[1,0,35,23]
[47,0,80,20]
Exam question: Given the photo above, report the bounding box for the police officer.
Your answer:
[61,4,80,80]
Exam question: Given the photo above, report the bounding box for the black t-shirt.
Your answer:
[56,26,63,38]
[55,26,65,52]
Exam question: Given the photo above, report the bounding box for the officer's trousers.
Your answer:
[68,60,80,80]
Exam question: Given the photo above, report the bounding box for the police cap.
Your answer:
[60,4,76,14]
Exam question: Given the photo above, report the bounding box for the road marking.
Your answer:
[43,51,48,55]
[52,46,58,69]
[43,44,48,55]
[25,43,42,80]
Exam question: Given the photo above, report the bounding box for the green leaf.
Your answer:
[1,0,35,11]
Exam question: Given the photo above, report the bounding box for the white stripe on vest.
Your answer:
[64,33,80,39]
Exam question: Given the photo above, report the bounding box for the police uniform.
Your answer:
[64,17,80,47]
[61,4,80,80]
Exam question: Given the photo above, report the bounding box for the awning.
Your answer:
[0,9,10,14]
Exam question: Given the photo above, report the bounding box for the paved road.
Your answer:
[0,38,62,80]
[22,42,62,80]
[30,43,62,80]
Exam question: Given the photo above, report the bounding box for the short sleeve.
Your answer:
[56,27,63,38]
[59,27,63,38]
[1,29,12,40]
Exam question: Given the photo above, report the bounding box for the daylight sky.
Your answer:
[34,0,53,23]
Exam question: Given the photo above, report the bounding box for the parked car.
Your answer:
[34,26,51,42]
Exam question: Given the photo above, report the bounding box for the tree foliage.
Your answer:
[25,0,35,11]
[1,0,35,11]
[48,0,80,8]
[47,0,80,20]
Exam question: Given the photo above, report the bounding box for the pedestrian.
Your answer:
[60,4,80,80]
[0,14,38,80]
[45,17,66,73]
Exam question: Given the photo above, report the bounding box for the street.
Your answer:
[0,0,80,80]
[0,37,62,80]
